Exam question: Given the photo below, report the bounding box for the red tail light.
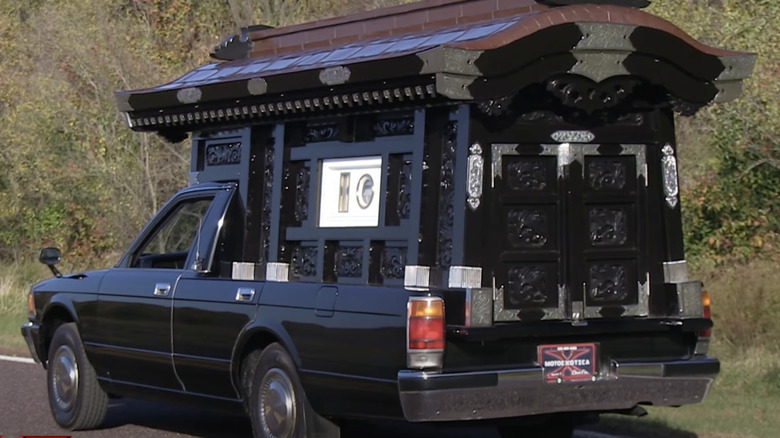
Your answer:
[407,296,445,368]
[700,290,712,338]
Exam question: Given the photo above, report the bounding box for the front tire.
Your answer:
[47,322,108,430]
[248,343,309,438]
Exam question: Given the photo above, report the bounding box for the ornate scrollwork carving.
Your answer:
[294,166,310,222]
[438,122,457,268]
[588,160,627,191]
[546,76,638,112]
[476,94,515,116]
[588,264,629,303]
[507,160,548,191]
[398,161,412,220]
[335,247,363,278]
[520,110,564,123]
[507,266,549,306]
[304,124,339,143]
[373,117,414,137]
[291,246,318,277]
[669,95,704,117]
[206,142,241,166]
[508,209,549,248]
[615,112,644,126]
[381,247,407,280]
[260,144,274,264]
[589,208,627,247]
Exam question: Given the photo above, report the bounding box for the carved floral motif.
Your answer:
[438,122,457,268]
[291,246,318,277]
[260,143,274,264]
[588,160,626,191]
[588,264,629,303]
[206,142,242,166]
[294,166,310,222]
[335,247,363,278]
[507,266,548,306]
[507,160,548,191]
[373,117,414,137]
[304,124,339,143]
[589,208,627,247]
[397,162,412,220]
[381,248,406,280]
[508,209,549,248]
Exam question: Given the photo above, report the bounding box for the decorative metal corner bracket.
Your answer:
[467,143,484,210]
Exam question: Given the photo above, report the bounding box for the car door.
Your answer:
[94,185,226,390]
[171,187,260,399]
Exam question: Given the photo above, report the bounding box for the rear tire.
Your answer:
[46,322,108,430]
[248,343,309,438]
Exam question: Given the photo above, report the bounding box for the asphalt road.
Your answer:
[0,357,622,438]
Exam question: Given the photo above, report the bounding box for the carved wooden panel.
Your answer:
[335,246,363,278]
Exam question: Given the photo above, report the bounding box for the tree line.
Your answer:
[0,0,776,267]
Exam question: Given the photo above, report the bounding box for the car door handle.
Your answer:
[235,287,255,302]
[154,283,171,296]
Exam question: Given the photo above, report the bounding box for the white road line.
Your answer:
[0,354,35,364]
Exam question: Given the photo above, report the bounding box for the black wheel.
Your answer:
[47,322,108,430]
[248,343,310,438]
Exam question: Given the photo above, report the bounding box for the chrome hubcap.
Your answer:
[259,368,296,438]
[51,344,79,411]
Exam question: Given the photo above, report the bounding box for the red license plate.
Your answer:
[538,343,598,383]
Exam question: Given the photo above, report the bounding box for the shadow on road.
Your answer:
[98,397,699,438]
[98,398,497,438]
[102,398,252,438]
[582,416,700,438]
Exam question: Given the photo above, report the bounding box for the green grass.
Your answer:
[588,383,780,438]
[0,259,49,355]
[0,311,28,354]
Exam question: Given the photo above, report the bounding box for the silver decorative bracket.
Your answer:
[661,144,679,208]
[467,143,484,210]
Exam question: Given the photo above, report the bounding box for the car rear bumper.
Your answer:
[20,321,43,364]
[397,357,719,422]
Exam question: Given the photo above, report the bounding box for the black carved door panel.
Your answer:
[490,144,648,322]
[491,144,565,321]
[576,145,648,318]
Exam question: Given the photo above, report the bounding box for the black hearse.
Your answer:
[22,0,754,437]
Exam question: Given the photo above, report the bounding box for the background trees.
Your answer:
[0,0,776,268]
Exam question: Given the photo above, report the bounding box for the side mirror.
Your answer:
[39,247,62,277]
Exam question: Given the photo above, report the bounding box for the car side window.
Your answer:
[131,198,214,269]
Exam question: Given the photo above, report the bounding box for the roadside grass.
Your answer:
[0,259,50,355]
[588,347,780,438]
[587,256,780,438]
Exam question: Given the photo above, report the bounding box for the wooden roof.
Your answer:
[116,0,754,136]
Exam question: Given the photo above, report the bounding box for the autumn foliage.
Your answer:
[0,0,777,268]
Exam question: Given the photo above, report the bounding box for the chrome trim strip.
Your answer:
[21,322,42,364]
